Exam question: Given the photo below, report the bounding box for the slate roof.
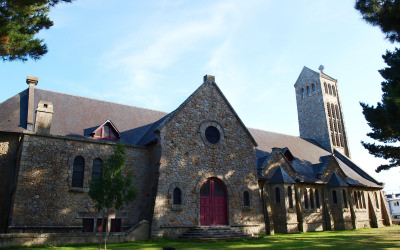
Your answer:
[269,167,295,184]
[327,173,348,187]
[0,87,383,188]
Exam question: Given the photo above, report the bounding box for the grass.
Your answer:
[9,225,400,250]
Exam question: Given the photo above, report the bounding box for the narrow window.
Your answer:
[288,186,293,209]
[354,191,359,209]
[332,190,338,204]
[331,132,336,146]
[310,189,315,209]
[327,103,332,117]
[301,88,305,99]
[307,86,311,96]
[96,218,107,232]
[324,82,328,93]
[358,191,363,208]
[312,84,316,93]
[315,189,320,208]
[92,158,102,180]
[328,84,332,95]
[173,187,182,205]
[375,192,379,209]
[244,191,250,207]
[362,192,366,209]
[110,218,121,232]
[343,190,348,208]
[304,189,309,209]
[332,85,336,96]
[331,104,336,119]
[82,218,94,233]
[72,156,85,188]
[275,187,281,204]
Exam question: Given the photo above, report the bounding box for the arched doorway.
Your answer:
[200,177,228,225]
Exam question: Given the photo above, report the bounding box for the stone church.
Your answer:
[0,66,392,238]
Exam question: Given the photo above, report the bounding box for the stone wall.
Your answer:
[150,82,265,238]
[0,132,22,233]
[9,134,152,233]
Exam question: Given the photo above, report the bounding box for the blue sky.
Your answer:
[1,0,398,192]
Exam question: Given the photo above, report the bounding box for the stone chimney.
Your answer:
[26,76,38,131]
[203,74,215,83]
[34,101,53,135]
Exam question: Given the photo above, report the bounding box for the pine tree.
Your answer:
[0,0,72,61]
[356,0,400,172]
[88,142,137,249]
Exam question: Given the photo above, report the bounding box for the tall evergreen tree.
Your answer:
[0,0,72,61]
[89,143,137,249]
[356,0,400,172]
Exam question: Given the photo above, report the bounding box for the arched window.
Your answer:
[358,191,363,208]
[72,156,85,188]
[332,190,338,204]
[362,192,366,209]
[332,85,336,96]
[92,158,102,180]
[375,192,379,209]
[343,190,348,208]
[301,88,305,99]
[310,189,315,209]
[288,186,293,209]
[304,189,309,209]
[324,82,328,93]
[315,189,320,208]
[173,188,182,205]
[331,104,336,119]
[275,187,281,204]
[331,132,336,146]
[328,84,332,95]
[312,84,316,93]
[307,86,311,96]
[335,105,340,119]
[243,191,250,207]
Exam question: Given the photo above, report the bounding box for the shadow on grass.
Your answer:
[14,226,400,250]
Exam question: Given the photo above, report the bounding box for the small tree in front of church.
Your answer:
[89,142,137,250]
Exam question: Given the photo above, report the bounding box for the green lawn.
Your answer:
[16,225,400,249]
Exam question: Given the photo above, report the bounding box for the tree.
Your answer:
[89,142,137,249]
[0,0,72,61]
[356,0,400,172]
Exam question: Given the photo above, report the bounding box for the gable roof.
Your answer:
[269,166,296,184]
[151,80,257,147]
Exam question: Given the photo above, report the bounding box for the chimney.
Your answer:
[203,74,215,83]
[26,76,38,131]
[34,101,53,135]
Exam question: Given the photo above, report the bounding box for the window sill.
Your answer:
[69,187,86,193]
[172,205,183,211]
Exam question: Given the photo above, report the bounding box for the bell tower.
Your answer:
[294,66,350,157]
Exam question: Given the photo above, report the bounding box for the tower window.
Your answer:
[332,86,336,96]
[312,84,316,93]
[327,103,332,117]
[307,86,311,96]
[324,82,328,93]
[301,88,305,99]
[328,84,332,95]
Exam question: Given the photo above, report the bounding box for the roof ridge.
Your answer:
[35,88,170,115]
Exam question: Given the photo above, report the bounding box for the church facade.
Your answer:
[0,67,391,238]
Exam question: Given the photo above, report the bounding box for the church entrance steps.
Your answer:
[180,226,252,240]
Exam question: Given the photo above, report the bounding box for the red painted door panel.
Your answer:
[200,178,227,225]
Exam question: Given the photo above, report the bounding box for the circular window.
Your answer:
[205,126,220,144]
[199,120,224,147]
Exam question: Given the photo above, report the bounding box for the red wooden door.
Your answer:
[200,178,227,225]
